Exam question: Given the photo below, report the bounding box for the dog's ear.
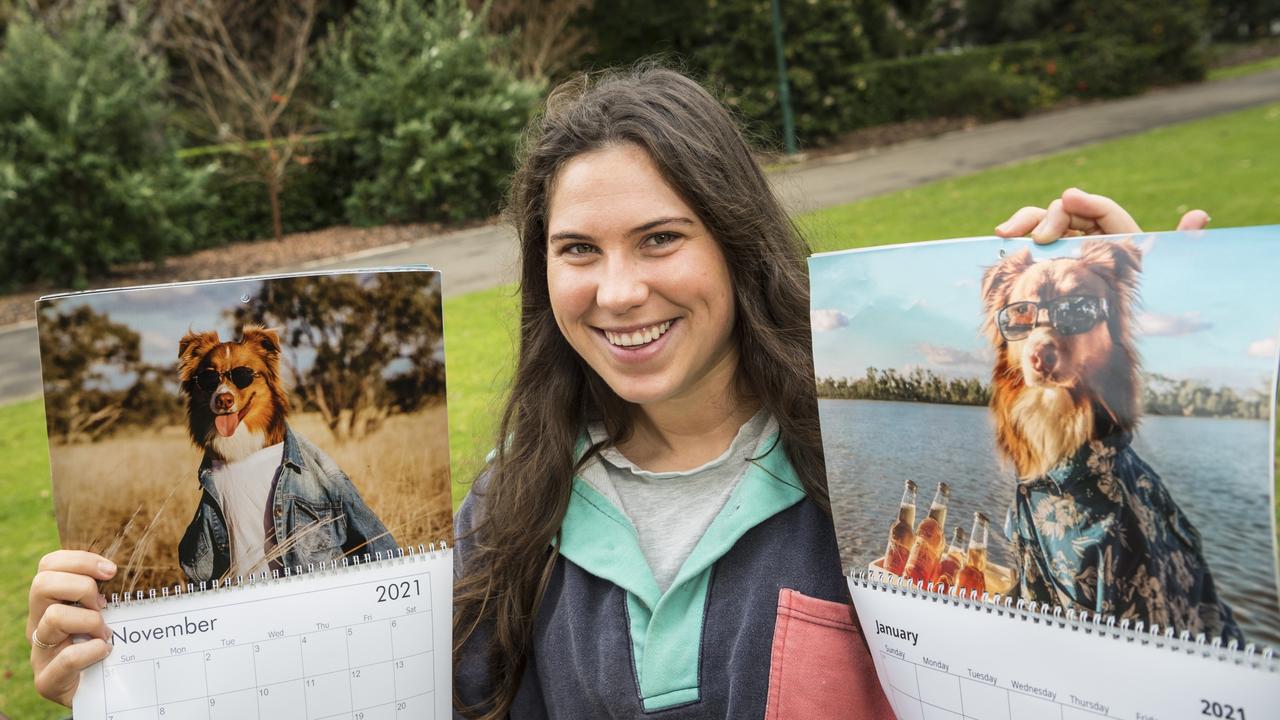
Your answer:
[1078,239,1142,295]
[981,248,1035,343]
[239,325,282,358]
[178,330,220,379]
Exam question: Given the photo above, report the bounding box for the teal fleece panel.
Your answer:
[558,434,805,710]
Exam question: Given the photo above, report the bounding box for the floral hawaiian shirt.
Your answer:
[1005,433,1243,644]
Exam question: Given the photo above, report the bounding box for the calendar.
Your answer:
[850,576,1279,720]
[72,549,452,720]
[810,230,1280,718]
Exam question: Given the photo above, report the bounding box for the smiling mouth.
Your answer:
[602,320,674,348]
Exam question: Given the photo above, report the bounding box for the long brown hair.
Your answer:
[453,65,827,719]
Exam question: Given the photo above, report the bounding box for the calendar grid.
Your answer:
[80,556,447,720]
[311,689,435,720]
[251,630,261,717]
[881,651,1115,720]
[298,631,310,719]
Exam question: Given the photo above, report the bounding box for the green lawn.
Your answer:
[1209,54,1280,81]
[0,400,63,719]
[2,101,1279,719]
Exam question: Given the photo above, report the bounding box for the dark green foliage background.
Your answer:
[0,0,1273,289]
[315,0,543,225]
[0,9,210,289]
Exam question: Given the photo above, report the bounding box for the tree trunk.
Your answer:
[268,175,284,243]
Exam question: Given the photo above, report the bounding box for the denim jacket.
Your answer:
[179,425,398,583]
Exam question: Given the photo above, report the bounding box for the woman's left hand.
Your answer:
[994,188,1210,245]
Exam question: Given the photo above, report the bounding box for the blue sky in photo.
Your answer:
[809,227,1280,394]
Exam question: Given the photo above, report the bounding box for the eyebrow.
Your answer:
[548,216,696,244]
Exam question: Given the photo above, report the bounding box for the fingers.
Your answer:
[34,603,112,648]
[29,568,110,640]
[1177,209,1210,231]
[27,551,116,708]
[995,206,1046,238]
[1058,188,1141,235]
[33,637,110,707]
[1030,198,1071,244]
[37,549,117,579]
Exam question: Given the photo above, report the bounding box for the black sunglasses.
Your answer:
[996,295,1109,342]
[194,366,260,393]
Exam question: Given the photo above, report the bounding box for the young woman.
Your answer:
[29,67,1207,716]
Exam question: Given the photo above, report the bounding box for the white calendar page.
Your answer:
[73,551,451,720]
[849,579,1278,720]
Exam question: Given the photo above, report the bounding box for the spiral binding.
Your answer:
[107,541,450,607]
[849,569,1277,672]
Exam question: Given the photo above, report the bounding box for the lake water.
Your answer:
[820,398,1280,648]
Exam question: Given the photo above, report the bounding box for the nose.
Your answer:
[1030,344,1058,374]
[595,256,649,313]
[214,392,235,412]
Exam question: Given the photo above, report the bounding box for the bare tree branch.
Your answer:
[158,0,318,242]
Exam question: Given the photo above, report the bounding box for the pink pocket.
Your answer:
[765,588,894,720]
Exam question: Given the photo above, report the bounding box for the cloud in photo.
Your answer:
[917,343,985,366]
[811,308,850,332]
[1136,311,1212,337]
[1247,338,1278,359]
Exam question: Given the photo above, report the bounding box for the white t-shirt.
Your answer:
[581,411,777,592]
[209,442,284,576]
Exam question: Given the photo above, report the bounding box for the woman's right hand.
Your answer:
[28,550,116,707]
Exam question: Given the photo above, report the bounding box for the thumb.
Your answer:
[1176,209,1210,231]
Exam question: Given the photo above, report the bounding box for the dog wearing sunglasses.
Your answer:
[981,239,1241,642]
[176,326,396,584]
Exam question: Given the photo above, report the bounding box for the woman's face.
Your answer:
[546,143,737,409]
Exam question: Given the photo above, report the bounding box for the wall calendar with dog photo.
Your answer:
[808,227,1280,719]
[35,268,453,720]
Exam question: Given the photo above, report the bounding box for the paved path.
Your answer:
[4,69,1278,404]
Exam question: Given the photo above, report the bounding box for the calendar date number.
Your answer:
[376,579,421,602]
[1201,700,1246,719]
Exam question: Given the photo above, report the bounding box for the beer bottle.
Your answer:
[903,482,951,585]
[883,479,917,575]
[935,525,968,593]
[957,512,990,598]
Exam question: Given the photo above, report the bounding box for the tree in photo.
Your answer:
[160,0,319,242]
[232,274,445,441]
[38,305,141,440]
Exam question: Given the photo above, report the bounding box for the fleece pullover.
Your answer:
[453,434,893,719]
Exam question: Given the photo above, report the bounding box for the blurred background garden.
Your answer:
[1,0,1278,293]
[3,0,1280,717]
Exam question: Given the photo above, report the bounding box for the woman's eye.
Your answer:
[644,232,680,247]
[562,243,598,256]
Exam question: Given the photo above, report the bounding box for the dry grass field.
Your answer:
[50,406,452,598]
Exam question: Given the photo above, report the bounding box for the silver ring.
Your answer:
[31,629,57,650]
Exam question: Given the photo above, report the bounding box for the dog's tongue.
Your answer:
[215,413,240,437]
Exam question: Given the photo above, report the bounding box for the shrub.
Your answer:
[0,9,210,289]
[575,0,1209,148]
[316,0,543,225]
[180,136,356,246]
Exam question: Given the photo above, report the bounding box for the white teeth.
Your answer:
[605,321,672,347]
